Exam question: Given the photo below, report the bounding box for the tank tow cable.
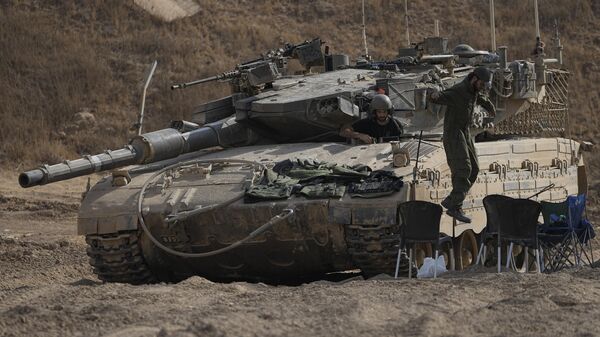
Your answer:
[137,158,295,258]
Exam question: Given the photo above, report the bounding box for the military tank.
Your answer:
[19,12,588,283]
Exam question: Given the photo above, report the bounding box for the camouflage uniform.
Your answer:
[433,77,495,210]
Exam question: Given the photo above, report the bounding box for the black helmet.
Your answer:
[473,67,492,82]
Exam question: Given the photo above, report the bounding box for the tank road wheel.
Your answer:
[413,243,432,268]
[481,240,500,267]
[439,239,455,271]
[454,230,478,270]
[86,231,155,284]
[512,246,544,272]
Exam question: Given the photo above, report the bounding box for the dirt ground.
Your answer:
[1,172,600,337]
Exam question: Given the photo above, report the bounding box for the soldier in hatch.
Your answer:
[429,67,496,223]
[340,94,403,144]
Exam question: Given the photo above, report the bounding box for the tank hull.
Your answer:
[79,137,584,283]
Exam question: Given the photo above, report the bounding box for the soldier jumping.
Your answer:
[429,67,496,223]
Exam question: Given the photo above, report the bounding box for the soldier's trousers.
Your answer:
[445,150,479,209]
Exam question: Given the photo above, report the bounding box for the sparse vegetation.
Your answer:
[0,0,598,213]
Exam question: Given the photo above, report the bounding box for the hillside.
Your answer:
[1,0,599,207]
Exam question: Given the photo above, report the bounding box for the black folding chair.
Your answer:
[479,195,512,270]
[501,198,542,272]
[482,195,542,273]
[395,201,449,279]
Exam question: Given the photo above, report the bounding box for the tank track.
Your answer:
[345,224,412,277]
[85,231,155,284]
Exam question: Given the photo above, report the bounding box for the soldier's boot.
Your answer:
[446,208,472,223]
[441,197,452,210]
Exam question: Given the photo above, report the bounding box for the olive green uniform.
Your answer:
[433,77,495,209]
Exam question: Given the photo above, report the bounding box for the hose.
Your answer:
[136,158,295,258]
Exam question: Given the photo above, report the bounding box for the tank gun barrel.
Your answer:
[19,147,140,188]
[19,119,249,188]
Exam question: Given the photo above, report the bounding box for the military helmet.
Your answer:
[370,94,393,113]
[473,67,492,82]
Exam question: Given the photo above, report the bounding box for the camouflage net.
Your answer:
[494,69,570,135]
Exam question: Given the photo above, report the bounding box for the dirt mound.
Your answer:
[0,195,79,215]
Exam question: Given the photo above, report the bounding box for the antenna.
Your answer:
[552,19,563,64]
[534,0,540,39]
[489,0,496,51]
[532,0,544,57]
[404,0,410,47]
[361,0,369,58]
[135,60,158,136]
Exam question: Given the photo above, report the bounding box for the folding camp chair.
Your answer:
[482,195,542,273]
[567,194,595,265]
[478,195,512,269]
[499,198,542,273]
[395,201,451,279]
[539,194,595,272]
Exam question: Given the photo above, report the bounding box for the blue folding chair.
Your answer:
[538,194,595,272]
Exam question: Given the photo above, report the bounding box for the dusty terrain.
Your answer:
[2,173,600,337]
[2,1,600,336]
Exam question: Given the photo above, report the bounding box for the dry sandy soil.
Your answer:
[1,1,599,336]
[1,172,600,337]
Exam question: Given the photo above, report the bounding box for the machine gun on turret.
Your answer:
[170,38,324,95]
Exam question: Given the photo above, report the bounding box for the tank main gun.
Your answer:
[19,119,252,188]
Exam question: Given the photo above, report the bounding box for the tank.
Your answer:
[19,28,588,284]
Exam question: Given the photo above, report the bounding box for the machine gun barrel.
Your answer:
[19,119,249,188]
[171,70,239,90]
[171,75,220,90]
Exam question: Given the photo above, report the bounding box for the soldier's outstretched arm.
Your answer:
[428,88,453,106]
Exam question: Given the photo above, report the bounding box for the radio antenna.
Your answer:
[135,60,158,136]
[361,0,369,58]
[489,0,496,51]
[552,19,563,64]
[532,0,544,57]
[534,0,541,39]
[404,0,411,47]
